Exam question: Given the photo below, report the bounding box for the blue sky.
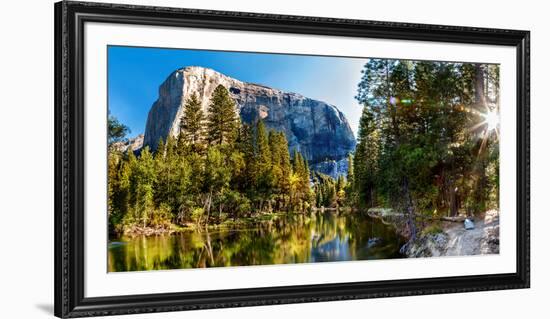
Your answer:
[108,46,367,138]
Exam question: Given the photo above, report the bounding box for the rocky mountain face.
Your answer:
[143,66,356,177]
[310,158,350,179]
[111,134,144,153]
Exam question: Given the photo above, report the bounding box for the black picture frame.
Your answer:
[54,1,530,317]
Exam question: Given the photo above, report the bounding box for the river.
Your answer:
[108,210,405,272]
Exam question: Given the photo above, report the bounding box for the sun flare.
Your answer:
[483,110,499,131]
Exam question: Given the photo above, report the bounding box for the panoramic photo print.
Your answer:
[107,46,500,272]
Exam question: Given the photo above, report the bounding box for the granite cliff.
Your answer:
[143,66,356,177]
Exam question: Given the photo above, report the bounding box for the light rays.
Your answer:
[467,105,500,156]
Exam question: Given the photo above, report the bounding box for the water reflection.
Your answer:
[108,210,404,272]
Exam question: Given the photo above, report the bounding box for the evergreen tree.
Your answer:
[155,138,165,160]
[313,173,337,208]
[236,123,256,192]
[346,153,354,187]
[108,150,129,230]
[291,150,310,209]
[180,93,205,153]
[129,147,156,227]
[255,121,273,210]
[353,105,380,207]
[153,137,169,208]
[203,146,232,219]
[116,148,137,229]
[269,131,292,208]
[165,135,177,160]
[174,153,191,219]
[278,133,292,204]
[176,131,187,157]
[206,85,239,146]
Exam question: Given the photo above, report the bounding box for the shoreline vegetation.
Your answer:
[108,58,500,257]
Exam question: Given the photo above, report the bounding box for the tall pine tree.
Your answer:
[180,93,205,153]
[255,120,273,210]
[206,85,239,146]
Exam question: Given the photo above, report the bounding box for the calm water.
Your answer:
[108,210,405,272]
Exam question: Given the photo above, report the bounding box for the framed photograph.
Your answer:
[54,1,530,317]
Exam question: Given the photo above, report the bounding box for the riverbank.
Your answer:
[404,210,500,257]
[116,211,311,237]
[366,208,500,257]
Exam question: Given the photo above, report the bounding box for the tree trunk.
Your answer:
[204,229,215,266]
[449,185,459,217]
[204,191,213,228]
[404,178,417,241]
[475,64,486,107]
[399,177,417,255]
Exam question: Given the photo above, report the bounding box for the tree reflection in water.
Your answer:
[108,210,405,272]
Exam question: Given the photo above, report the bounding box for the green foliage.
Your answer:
[206,85,239,146]
[346,153,354,188]
[190,207,204,225]
[129,147,156,227]
[290,150,311,210]
[313,173,337,208]
[180,93,205,153]
[108,114,130,145]
[255,121,273,201]
[220,189,251,219]
[204,146,232,194]
[107,60,499,239]
[270,131,292,208]
[150,203,172,228]
[353,58,500,224]
[108,93,311,234]
[353,105,380,207]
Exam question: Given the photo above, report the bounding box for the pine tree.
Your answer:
[313,173,337,208]
[174,154,191,218]
[291,150,310,209]
[346,153,354,187]
[154,138,165,160]
[203,146,232,219]
[353,105,380,207]
[206,85,239,146]
[165,135,177,161]
[255,121,273,210]
[180,93,205,153]
[269,131,282,193]
[153,137,169,208]
[278,132,292,204]
[108,150,128,230]
[269,131,292,208]
[129,147,156,227]
[236,123,256,192]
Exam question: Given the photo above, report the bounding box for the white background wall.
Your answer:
[0,0,547,318]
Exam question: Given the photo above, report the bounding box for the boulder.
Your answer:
[464,218,475,230]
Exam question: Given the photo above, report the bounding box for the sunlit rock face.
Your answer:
[112,134,144,153]
[144,66,356,177]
